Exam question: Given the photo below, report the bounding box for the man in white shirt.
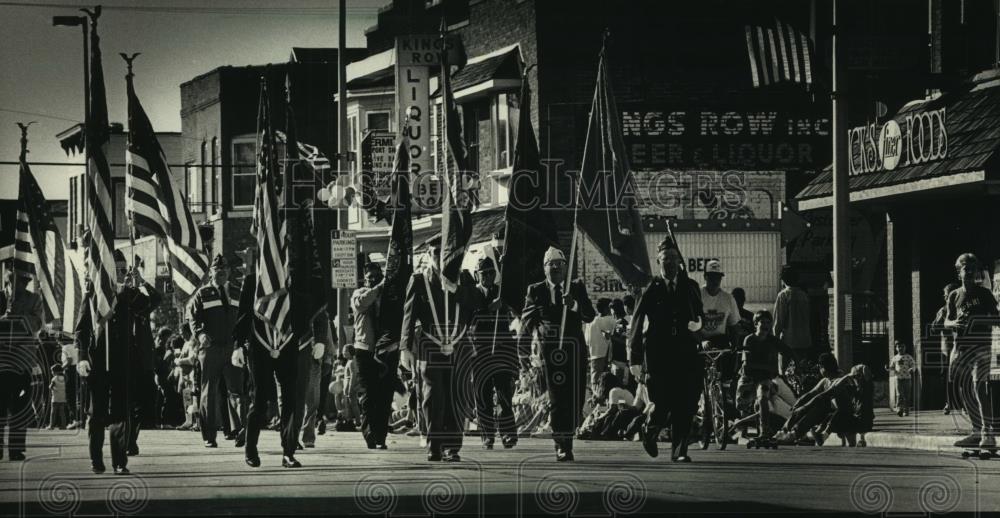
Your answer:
[586,299,616,397]
[696,260,742,348]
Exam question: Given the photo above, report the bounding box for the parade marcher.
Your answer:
[401,235,478,462]
[0,269,45,461]
[295,307,332,449]
[945,253,998,449]
[469,256,518,450]
[77,251,161,474]
[520,246,596,462]
[232,246,301,468]
[629,237,704,462]
[351,262,392,449]
[188,254,244,449]
[128,258,159,455]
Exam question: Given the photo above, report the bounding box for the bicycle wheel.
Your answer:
[700,379,712,450]
[710,379,728,450]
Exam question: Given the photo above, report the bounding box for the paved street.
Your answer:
[2,428,998,516]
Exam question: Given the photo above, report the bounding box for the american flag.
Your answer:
[252,79,292,351]
[84,16,118,325]
[276,131,331,175]
[125,75,209,299]
[745,18,813,88]
[13,159,84,335]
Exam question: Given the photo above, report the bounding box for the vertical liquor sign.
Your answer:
[395,35,461,214]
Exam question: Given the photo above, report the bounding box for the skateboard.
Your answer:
[746,437,779,450]
[960,448,998,460]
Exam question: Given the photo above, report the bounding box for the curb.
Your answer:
[862,431,967,453]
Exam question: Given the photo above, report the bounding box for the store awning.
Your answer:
[796,69,1000,210]
[432,45,522,100]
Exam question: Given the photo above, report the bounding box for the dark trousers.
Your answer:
[198,345,245,443]
[64,367,78,422]
[420,348,471,455]
[0,370,30,456]
[472,353,517,444]
[645,357,704,458]
[129,369,156,450]
[541,343,586,452]
[318,362,333,421]
[245,345,298,457]
[87,366,138,468]
[356,349,398,447]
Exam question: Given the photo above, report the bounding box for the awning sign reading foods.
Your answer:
[848,107,948,175]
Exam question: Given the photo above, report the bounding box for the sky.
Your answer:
[0,0,385,200]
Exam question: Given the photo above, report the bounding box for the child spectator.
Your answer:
[608,299,632,388]
[735,310,795,439]
[888,340,916,417]
[47,364,67,430]
[775,352,842,445]
[586,298,616,397]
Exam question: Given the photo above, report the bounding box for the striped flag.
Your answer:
[252,79,292,351]
[125,74,209,299]
[745,18,813,88]
[84,16,118,325]
[14,159,83,335]
[439,48,473,292]
[374,137,413,353]
[276,130,331,175]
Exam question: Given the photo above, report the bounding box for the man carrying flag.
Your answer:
[629,236,704,462]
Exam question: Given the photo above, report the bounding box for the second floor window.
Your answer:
[186,162,203,213]
[232,137,256,210]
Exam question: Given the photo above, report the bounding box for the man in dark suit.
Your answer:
[468,256,518,450]
[0,269,45,462]
[127,257,158,456]
[520,246,596,461]
[77,251,161,474]
[401,235,477,462]
[629,237,704,462]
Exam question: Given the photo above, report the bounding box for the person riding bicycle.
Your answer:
[696,260,745,354]
[734,310,796,441]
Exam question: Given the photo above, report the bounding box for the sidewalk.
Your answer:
[863,408,976,452]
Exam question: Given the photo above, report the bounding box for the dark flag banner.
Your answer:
[439,48,473,292]
[498,74,560,313]
[84,13,118,325]
[284,81,327,351]
[374,138,413,354]
[125,71,209,299]
[574,53,650,288]
[14,156,83,335]
[252,79,292,352]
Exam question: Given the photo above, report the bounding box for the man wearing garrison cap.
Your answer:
[468,255,518,450]
[400,234,478,462]
[519,245,596,462]
[187,254,245,450]
[629,237,704,462]
[0,267,44,462]
[76,249,161,474]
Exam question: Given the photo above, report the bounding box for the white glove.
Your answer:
[312,342,325,360]
[198,333,211,347]
[231,348,246,368]
[629,364,643,380]
[400,349,415,372]
[688,317,702,333]
[77,360,91,378]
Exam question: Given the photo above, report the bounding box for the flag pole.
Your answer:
[122,53,141,278]
[558,31,607,351]
[439,20,451,345]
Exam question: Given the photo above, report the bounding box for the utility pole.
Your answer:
[832,0,853,370]
[336,0,350,349]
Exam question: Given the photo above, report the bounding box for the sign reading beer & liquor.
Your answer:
[330,230,357,289]
[848,107,948,175]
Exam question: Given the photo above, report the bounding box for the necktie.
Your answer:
[667,280,675,294]
[554,284,563,307]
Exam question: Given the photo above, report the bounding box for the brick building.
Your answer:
[179,47,365,309]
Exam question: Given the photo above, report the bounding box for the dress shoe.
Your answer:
[235,432,246,448]
[672,455,692,463]
[442,451,461,462]
[126,446,139,456]
[296,442,304,451]
[245,456,261,468]
[482,440,494,450]
[375,444,387,450]
[224,432,237,441]
[427,452,442,462]
[282,455,302,468]
[303,442,316,449]
[113,466,130,475]
[9,451,25,461]
[204,440,218,448]
[556,449,574,462]
[91,462,106,474]
[642,428,659,458]
[317,420,327,435]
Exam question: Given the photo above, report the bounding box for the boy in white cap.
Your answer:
[520,245,596,461]
[696,259,742,348]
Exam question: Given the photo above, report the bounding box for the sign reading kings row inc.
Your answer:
[848,107,948,176]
